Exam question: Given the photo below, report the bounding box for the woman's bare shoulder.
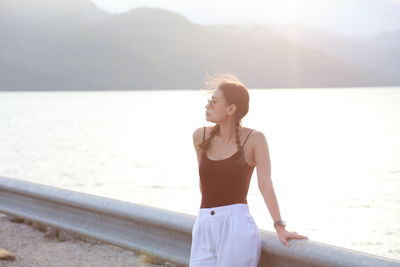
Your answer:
[193,126,206,136]
[244,128,267,143]
[251,129,268,145]
[193,126,212,145]
[243,127,261,135]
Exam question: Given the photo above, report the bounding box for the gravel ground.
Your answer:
[0,214,176,267]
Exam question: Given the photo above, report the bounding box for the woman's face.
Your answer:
[205,89,235,123]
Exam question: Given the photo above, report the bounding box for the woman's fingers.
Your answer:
[279,231,309,247]
[278,235,289,246]
[291,232,309,240]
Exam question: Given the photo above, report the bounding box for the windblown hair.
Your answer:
[199,73,250,166]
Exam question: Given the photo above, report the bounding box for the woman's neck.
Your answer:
[217,122,241,144]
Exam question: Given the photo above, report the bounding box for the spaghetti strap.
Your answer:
[203,126,206,142]
[242,129,254,147]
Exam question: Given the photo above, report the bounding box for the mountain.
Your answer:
[261,24,400,84]
[0,4,398,90]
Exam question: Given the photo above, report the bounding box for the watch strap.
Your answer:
[273,219,286,228]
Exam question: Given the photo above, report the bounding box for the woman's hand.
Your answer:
[276,226,309,246]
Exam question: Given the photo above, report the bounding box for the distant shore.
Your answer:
[1,86,399,92]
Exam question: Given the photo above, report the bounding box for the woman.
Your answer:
[190,73,308,266]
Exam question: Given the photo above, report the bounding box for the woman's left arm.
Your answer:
[253,131,309,246]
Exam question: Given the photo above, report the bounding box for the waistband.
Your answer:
[197,203,250,217]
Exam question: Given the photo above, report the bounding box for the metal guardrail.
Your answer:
[0,176,399,267]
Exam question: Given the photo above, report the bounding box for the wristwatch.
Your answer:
[273,219,286,229]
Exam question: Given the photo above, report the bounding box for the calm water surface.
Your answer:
[0,87,399,260]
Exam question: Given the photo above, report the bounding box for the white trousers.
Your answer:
[190,203,261,267]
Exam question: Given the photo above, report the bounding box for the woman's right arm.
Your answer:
[193,127,203,193]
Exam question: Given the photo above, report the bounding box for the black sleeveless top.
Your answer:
[199,126,255,208]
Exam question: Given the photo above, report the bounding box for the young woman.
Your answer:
[190,74,308,266]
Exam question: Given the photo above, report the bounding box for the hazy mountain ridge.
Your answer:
[0,2,398,90]
[261,24,399,83]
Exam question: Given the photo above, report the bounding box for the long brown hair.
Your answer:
[199,73,250,166]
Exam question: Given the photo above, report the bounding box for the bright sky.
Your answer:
[91,0,400,36]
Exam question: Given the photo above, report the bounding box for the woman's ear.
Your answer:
[228,104,237,116]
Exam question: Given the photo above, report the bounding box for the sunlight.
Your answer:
[386,0,400,5]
